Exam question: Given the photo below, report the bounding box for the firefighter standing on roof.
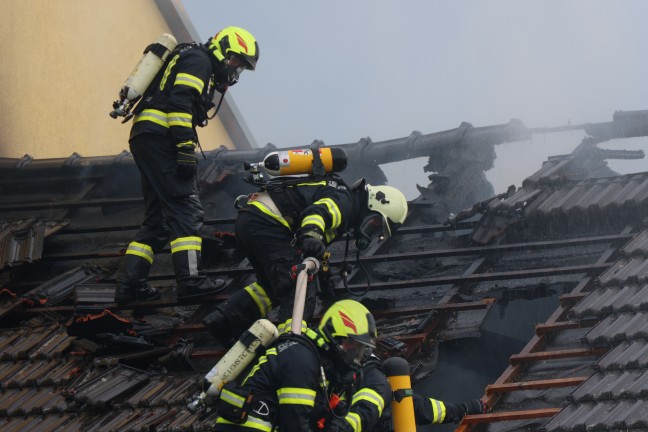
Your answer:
[202,173,409,344]
[115,27,259,304]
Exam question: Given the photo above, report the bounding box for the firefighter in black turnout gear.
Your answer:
[213,300,379,432]
[115,27,259,303]
[202,174,408,344]
[340,355,486,431]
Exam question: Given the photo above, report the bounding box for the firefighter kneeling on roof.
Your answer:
[201,176,409,345]
[211,299,486,432]
[212,299,378,431]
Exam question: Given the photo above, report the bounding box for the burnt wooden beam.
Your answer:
[473,237,625,429]
[43,233,630,263]
[560,292,588,304]
[358,234,631,264]
[22,293,230,314]
[0,197,144,212]
[486,377,588,394]
[509,347,608,365]
[459,408,562,425]
[172,300,494,333]
[534,320,598,335]
[341,263,610,292]
[190,333,424,360]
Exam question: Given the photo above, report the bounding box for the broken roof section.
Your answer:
[453,111,648,431]
[1,111,648,430]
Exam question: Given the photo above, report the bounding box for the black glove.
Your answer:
[461,399,486,416]
[297,229,326,259]
[176,142,197,178]
[322,417,353,432]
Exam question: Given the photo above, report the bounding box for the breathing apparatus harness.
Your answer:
[241,148,373,297]
[128,42,229,161]
[299,327,358,430]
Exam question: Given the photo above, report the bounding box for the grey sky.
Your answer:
[183,0,648,197]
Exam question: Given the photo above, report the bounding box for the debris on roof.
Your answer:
[1,110,648,430]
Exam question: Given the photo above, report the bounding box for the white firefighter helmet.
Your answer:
[351,180,408,246]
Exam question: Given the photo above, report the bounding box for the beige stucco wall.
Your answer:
[0,0,234,159]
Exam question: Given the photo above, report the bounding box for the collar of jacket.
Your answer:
[200,43,228,84]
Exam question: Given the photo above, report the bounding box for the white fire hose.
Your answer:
[291,257,320,335]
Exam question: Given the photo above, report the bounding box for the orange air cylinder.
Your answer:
[383,356,416,432]
[262,147,347,176]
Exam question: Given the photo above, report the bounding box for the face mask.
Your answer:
[355,212,387,249]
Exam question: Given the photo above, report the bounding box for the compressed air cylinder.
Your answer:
[119,33,178,103]
[262,147,347,176]
[192,319,279,409]
[383,356,416,432]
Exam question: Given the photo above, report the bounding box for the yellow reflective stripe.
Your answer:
[220,388,245,408]
[176,141,195,149]
[352,388,385,416]
[301,214,325,232]
[430,398,446,423]
[160,54,179,90]
[324,229,336,243]
[344,412,361,432]
[168,111,193,128]
[124,241,154,264]
[277,318,307,335]
[170,236,202,253]
[294,181,327,187]
[313,198,341,229]
[244,282,272,316]
[174,72,205,93]
[215,415,273,432]
[134,109,169,127]
[243,348,277,385]
[304,328,327,348]
[248,201,290,229]
[277,387,316,406]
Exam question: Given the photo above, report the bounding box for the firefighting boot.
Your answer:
[115,253,160,304]
[172,249,226,302]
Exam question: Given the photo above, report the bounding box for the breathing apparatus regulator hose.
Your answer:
[340,233,371,297]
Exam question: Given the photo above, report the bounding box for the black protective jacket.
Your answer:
[245,176,356,243]
[130,43,222,144]
[215,178,358,332]
[325,356,392,432]
[214,329,334,432]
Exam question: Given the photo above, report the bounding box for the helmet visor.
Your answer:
[226,55,247,85]
[340,338,374,367]
[358,211,390,241]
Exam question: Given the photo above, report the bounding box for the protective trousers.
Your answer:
[118,133,204,290]
[205,208,317,342]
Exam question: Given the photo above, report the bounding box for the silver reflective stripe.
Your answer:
[245,415,273,432]
[432,398,445,423]
[168,114,192,127]
[352,389,385,415]
[344,412,361,432]
[175,72,205,93]
[136,109,168,125]
[220,389,245,408]
[244,282,272,316]
[170,237,202,252]
[188,249,198,276]
[125,242,154,263]
[277,388,316,406]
